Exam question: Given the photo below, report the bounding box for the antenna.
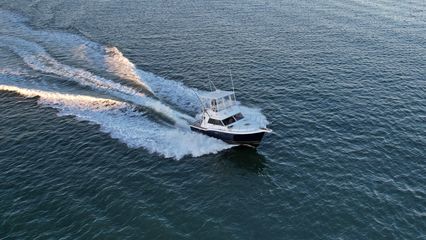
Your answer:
[192,89,211,118]
[207,73,212,91]
[229,68,236,101]
[209,77,217,91]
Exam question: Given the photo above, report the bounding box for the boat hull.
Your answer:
[190,126,266,147]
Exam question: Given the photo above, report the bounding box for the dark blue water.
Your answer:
[0,0,425,239]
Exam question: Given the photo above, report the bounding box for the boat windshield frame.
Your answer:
[222,112,244,126]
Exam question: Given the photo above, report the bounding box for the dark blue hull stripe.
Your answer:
[190,126,266,147]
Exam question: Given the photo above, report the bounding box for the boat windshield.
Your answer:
[208,118,224,126]
[234,113,244,120]
[222,116,236,126]
[222,113,244,126]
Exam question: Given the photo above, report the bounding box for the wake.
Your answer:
[0,9,267,158]
[0,9,201,113]
[0,36,193,126]
[0,83,231,159]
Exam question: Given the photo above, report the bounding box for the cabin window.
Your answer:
[222,113,244,126]
[222,116,236,126]
[218,98,224,109]
[233,113,244,120]
[211,99,217,111]
[208,118,223,126]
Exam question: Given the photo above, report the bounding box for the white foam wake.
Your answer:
[0,9,268,158]
[136,69,201,113]
[0,9,267,121]
[0,67,29,77]
[0,9,201,113]
[0,36,194,126]
[104,46,153,92]
[0,84,232,159]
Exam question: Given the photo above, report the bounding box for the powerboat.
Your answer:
[190,89,271,147]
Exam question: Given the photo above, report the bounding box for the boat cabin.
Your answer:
[199,90,245,128]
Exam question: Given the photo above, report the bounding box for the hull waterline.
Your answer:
[190,125,267,147]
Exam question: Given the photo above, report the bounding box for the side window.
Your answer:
[234,113,244,120]
[208,118,223,126]
[217,98,224,109]
[211,99,217,111]
[225,95,232,106]
[222,116,236,126]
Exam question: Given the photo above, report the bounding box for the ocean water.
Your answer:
[0,0,425,239]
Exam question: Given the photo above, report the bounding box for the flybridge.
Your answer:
[200,90,236,112]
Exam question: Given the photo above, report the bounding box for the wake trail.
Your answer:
[0,84,232,159]
[0,9,202,113]
[0,36,194,126]
[0,9,268,158]
[0,9,267,120]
